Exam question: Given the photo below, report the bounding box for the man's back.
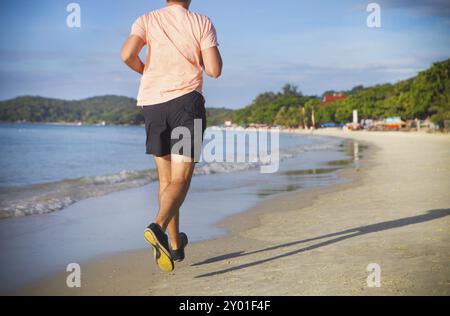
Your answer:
[131,5,219,106]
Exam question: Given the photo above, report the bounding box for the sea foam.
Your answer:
[0,138,339,219]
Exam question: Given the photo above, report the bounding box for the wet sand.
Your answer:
[16,130,450,295]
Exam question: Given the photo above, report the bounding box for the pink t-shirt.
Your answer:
[130,5,219,106]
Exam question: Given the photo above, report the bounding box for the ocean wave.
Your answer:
[0,170,159,219]
[0,137,341,219]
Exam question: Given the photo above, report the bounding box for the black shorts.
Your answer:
[142,90,207,162]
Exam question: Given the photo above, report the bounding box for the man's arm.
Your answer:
[120,35,146,74]
[201,46,222,78]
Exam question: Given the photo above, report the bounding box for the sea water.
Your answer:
[0,123,359,292]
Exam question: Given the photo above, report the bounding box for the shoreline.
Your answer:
[3,121,449,133]
[15,130,450,295]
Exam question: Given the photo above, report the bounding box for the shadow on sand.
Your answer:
[193,208,450,278]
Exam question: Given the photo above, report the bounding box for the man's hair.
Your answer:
[167,0,189,2]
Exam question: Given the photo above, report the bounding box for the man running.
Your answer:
[120,0,222,272]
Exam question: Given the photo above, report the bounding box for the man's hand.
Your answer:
[120,35,146,74]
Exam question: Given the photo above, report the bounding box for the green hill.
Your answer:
[0,95,232,126]
[231,58,450,128]
[0,95,140,125]
[314,58,450,126]
[205,107,234,126]
[1,58,448,128]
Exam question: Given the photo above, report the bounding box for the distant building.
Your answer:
[322,93,347,104]
[224,120,233,128]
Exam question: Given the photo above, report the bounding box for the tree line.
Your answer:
[0,94,232,127]
[0,59,448,128]
[231,58,450,128]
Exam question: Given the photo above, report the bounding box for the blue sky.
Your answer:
[0,0,449,109]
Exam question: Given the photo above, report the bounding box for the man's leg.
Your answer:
[154,155,188,250]
[154,154,194,247]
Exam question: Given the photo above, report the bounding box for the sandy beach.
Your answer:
[16,130,450,296]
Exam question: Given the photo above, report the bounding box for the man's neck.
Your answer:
[167,2,189,10]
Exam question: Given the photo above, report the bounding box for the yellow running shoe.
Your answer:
[144,223,174,273]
